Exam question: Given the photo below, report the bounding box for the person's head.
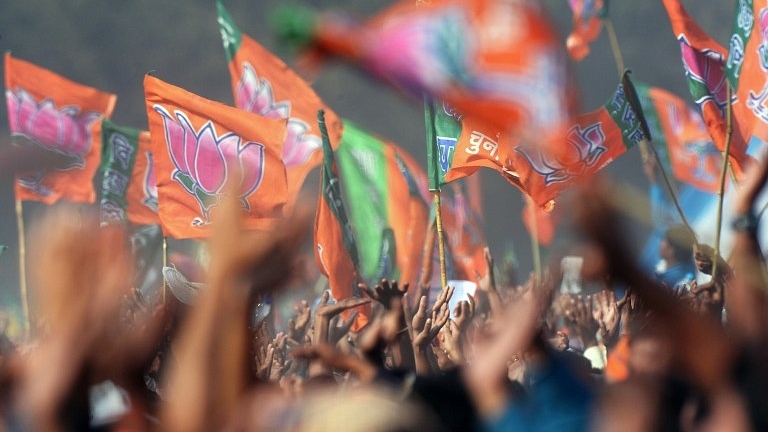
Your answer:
[660,226,696,264]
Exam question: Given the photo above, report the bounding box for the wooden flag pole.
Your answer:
[526,196,542,282]
[712,85,734,278]
[433,192,448,289]
[162,236,168,305]
[15,198,30,336]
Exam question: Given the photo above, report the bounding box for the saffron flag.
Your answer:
[277,0,569,145]
[660,0,752,176]
[144,74,288,239]
[567,0,607,61]
[336,121,429,287]
[635,83,723,193]
[4,53,117,204]
[314,111,368,330]
[99,119,159,226]
[218,2,343,207]
[430,72,648,208]
[440,182,488,281]
[725,0,768,150]
[522,199,558,247]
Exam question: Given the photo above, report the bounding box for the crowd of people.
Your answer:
[0,153,768,432]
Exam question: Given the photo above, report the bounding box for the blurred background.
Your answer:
[0,1,735,327]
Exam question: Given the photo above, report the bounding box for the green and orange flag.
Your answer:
[276,0,570,147]
[314,111,368,330]
[144,74,288,239]
[99,119,159,226]
[5,52,117,204]
[635,83,723,193]
[661,0,753,176]
[725,0,768,149]
[218,1,343,208]
[336,121,429,287]
[428,72,649,208]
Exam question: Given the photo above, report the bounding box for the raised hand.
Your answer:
[561,294,598,348]
[453,296,476,333]
[287,300,311,344]
[359,278,409,310]
[314,290,371,346]
[591,290,620,346]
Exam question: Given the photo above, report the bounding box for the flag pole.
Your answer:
[15,197,30,336]
[526,197,542,282]
[604,15,650,163]
[162,236,168,305]
[433,192,448,289]
[712,85,733,278]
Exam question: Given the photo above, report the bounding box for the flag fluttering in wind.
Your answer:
[144,74,287,239]
[566,0,607,61]
[276,0,569,146]
[635,82,723,193]
[335,121,429,287]
[99,119,160,226]
[4,53,117,204]
[440,182,488,281]
[660,0,753,176]
[314,111,368,330]
[427,71,648,208]
[218,1,343,207]
[724,0,768,151]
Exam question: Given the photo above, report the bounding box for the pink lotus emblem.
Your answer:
[154,105,265,221]
[235,62,321,168]
[6,88,100,168]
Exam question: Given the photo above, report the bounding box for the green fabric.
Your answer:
[99,119,141,223]
[605,71,651,149]
[216,1,242,63]
[425,98,462,190]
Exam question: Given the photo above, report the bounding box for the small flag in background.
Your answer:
[4,52,117,204]
[635,82,723,193]
[661,0,753,176]
[218,1,343,210]
[275,0,570,147]
[566,0,607,61]
[99,119,159,226]
[144,74,287,239]
[314,111,369,330]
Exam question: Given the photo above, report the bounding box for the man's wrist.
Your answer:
[732,211,759,235]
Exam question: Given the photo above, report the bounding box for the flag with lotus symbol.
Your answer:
[635,83,723,193]
[335,121,429,287]
[144,74,287,239]
[567,0,607,61]
[439,182,488,282]
[275,0,570,147]
[99,119,159,226]
[314,111,369,330]
[4,53,117,204]
[725,0,768,151]
[432,71,649,208]
[217,1,343,209]
[661,0,753,176]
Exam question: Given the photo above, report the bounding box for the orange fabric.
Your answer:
[522,199,557,247]
[647,86,722,193]
[661,0,752,177]
[144,75,287,239]
[309,0,569,147]
[566,0,604,61]
[228,31,343,210]
[5,53,117,204]
[125,131,161,226]
[605,335,631,383]
[440,183,487,282]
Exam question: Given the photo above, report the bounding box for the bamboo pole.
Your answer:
[712,85,734,278]
[527,197,542,282]
[15,198,30,336]
[162,236,168,305]
[433,192,448,289]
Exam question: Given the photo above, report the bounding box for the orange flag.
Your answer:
[445,72,648,208]
[567,0,606,61]
[218,2,343,208]
[440,183,488,282]
[5,53,117,203]
[661,0,752,176]
[279,0,570,147]
[144,75,287,239]
[125,131,160,226]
